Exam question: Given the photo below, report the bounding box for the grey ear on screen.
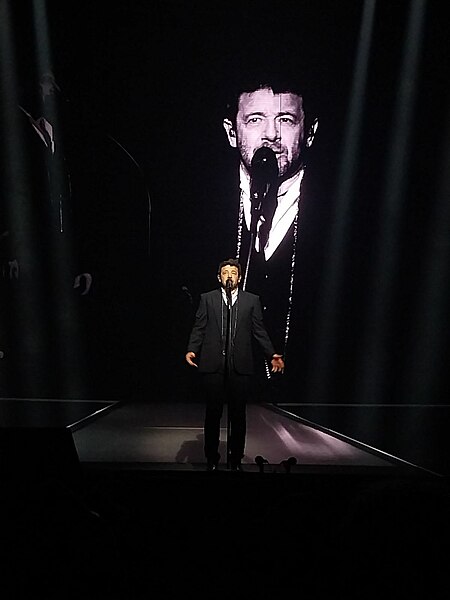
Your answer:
[306,117,319,148]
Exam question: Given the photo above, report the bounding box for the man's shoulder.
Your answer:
[239,290,259,302]
[201,289,220,299]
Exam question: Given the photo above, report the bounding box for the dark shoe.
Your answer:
[206,454,220,471]
[230,461,243,471]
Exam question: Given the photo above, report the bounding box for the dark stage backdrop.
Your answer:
[1,1,449,406]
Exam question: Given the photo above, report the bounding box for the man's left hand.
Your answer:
[271,354,284,373]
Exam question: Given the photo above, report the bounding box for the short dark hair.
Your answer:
[218,258,241,276]
[224,67,309,124]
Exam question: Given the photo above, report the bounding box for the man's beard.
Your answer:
[278,154,304,182]
[222,281,238,291]
[241,143,302,179]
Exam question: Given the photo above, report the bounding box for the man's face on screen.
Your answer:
[224,87,305,178]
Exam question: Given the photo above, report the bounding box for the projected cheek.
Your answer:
[236,137,256,170]
[279,132,302,173]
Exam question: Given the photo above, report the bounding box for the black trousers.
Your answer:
[202,370,252,463]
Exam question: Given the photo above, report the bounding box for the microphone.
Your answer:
[225,278,232,303]
[250,147,279,211]
[254,455,269,473]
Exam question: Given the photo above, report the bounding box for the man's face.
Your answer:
[224,87,305,178]
[218,264,241,290]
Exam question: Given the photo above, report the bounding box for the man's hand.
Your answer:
[271,354,284,373]
[73,273,93,295]
[2,259,19,280]
[185,351,198,367]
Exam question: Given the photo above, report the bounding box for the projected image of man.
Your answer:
[223,78,318,360]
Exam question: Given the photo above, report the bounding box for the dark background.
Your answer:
[2,0,449,405]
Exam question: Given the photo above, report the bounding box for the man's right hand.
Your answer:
[2,259,19,280]
[185,352,198,367]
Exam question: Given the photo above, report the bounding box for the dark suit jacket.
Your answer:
[187,289,276,375]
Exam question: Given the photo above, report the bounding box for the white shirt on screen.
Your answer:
[239,164,304,260]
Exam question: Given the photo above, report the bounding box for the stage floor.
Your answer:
[275,402,450,477]
[1,397,446,477]
[70,398,428,475]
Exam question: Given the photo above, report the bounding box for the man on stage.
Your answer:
[185,258,284,471]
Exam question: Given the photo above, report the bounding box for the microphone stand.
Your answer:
[242,188,264,291]
[243,146,278,290]
[224,283,233,469]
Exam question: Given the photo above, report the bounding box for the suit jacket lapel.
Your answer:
[234,289,248,336]
[213,289,223,335]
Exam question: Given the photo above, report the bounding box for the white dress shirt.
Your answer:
[19,106,55,154]
[239,164,304,260]
[221,287,238,305]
